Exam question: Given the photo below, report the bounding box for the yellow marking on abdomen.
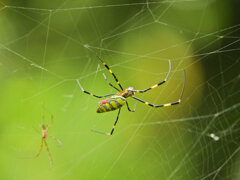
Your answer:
[145,102,149,105]
[97,108,103,113]
[101,106,107,112]
[109,69,113,73]
[164,103,171,107]
[118,100,126,105]
[105,103,112,111]
[110,101,118,109]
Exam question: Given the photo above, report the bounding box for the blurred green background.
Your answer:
[0,0,239,179]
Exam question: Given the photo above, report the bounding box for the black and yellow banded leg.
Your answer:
[102,73,120,91]
[44,141,53,167]
[84,46,124,90]
[91,108,121,136]
[102,62,124,90]
[133,60,171,93]
[133,69,186,107]
[132,96,181,108]
[76,80,115,98]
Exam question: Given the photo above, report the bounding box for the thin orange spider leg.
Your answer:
[34,139,44,158]
[44,141,53,167]
[49,135,62,146]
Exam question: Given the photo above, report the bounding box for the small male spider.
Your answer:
[77,46,186,136]
[34,113,62,166]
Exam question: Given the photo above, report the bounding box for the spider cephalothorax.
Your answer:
[118,87,135,98]
[77,46,186,136]
[41,129,47,138]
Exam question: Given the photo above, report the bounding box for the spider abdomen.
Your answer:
[97,95,126,113]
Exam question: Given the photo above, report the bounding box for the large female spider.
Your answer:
[77,46,186,136]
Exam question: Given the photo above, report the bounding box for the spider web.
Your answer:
[0,0,239,179]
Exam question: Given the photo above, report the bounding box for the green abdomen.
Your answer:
[97,96,126,113]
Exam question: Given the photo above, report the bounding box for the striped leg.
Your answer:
[44,141,53,167]
[102,73,120,91]
[91,108,121,136]
[101,74,137,112]
[85,46,124,90]
[133,70,186,108]
[76,80,115,98]
[132,96,181,108]
[133,60,171,93]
